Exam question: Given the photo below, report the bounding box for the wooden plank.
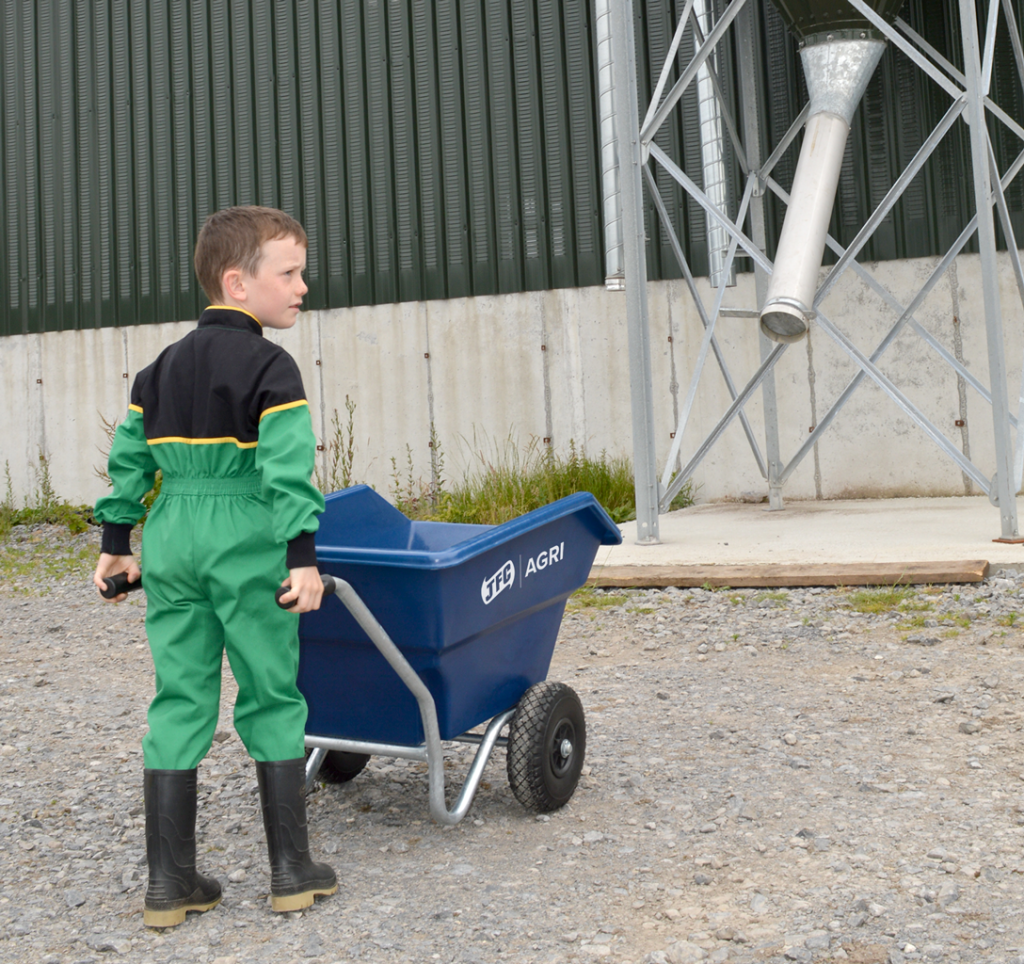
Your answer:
[587,560,991,589]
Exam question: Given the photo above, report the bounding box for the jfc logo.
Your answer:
[481,560,515,605]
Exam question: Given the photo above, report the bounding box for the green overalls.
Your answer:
[95,307,326,770]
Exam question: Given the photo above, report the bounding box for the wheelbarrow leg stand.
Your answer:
[428,708,515,824]
[303,578,516,825]
[304,747,328,789]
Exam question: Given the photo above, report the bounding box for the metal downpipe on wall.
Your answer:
[595,0,626,291]
[760,37,886,342]
[694,0,736,289]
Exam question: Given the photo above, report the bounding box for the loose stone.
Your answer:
[5,528,1024,963]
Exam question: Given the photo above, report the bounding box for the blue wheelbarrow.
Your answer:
[288,485,621,825]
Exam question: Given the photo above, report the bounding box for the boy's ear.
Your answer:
[221,266,246,302]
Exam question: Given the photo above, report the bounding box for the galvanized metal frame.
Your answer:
[735,3,785,510]
[302,576,516,825]
[612,0,662,542]
[616,0,1024,537]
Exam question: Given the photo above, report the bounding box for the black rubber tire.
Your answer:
[506,681,586,812]
[312,750,370,784]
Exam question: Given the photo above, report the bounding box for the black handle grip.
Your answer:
[275,573,336,609]
[100,572,143,599]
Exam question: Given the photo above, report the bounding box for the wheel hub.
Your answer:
[550,720,576,777]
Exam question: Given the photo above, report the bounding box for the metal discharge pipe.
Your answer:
[760,38,884,341]
[760,0,904,343]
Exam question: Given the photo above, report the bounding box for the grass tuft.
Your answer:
[0,456,95,539]
[0,541,97,592]
[845,586,914,614]
[566,588,628,611]
[390,434,694,526]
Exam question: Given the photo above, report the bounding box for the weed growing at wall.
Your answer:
[389,434,695,526]
[318,398,693,524]
[0,463,15,539]
[0,454,94,538]
[389,424,448,518]
[315,397,359,494]
[391,444,429,517]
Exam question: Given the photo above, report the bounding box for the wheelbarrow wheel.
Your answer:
[319,750,370,784]
[305,749,370,785]
[507,681,586,812]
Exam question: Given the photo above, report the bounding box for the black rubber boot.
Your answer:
[256,759,337,912]
[143,769,222,928]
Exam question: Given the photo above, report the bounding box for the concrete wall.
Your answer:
[2,250,1022,509]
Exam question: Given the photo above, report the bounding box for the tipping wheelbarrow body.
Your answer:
[296,485,621,823]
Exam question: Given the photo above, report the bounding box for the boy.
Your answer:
[93,206,336,928]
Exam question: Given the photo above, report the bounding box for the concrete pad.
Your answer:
[592,497,1024,584]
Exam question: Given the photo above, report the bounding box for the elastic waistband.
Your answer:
[160,476,262,497]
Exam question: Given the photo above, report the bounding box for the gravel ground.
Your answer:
[4,523,1024,964]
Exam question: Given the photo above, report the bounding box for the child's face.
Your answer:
[234,235,308,330]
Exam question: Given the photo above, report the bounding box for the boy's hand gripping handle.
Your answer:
[275,574,336,609]
[100,572,144,599]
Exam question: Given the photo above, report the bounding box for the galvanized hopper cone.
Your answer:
[769,0,906,46]
[759,0,905,344]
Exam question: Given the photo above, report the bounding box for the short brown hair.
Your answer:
[194,206,307,302]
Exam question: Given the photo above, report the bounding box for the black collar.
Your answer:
[197,306,263,336]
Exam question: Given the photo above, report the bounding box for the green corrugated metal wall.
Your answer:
[1,0,1022,336]
[0,0,604,335]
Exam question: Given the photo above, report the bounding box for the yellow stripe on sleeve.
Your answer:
[147,436,259,450]
[128,404,143,414]
[259,399,309,422]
